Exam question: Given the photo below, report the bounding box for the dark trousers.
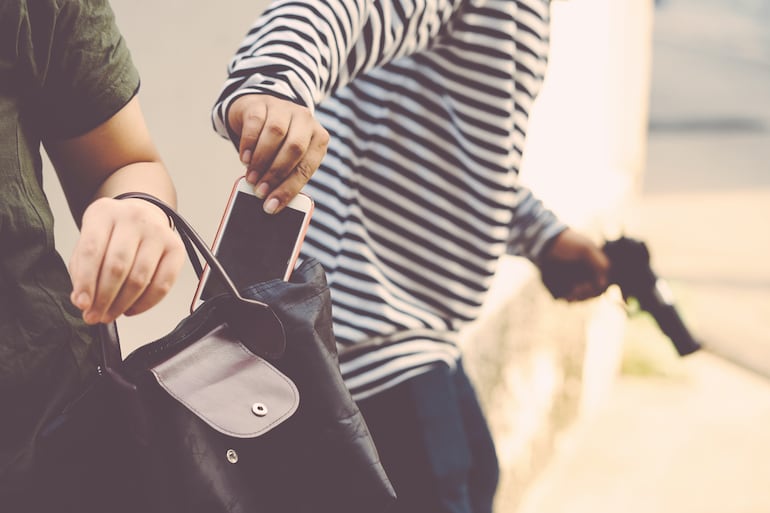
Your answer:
[357,363,500,513]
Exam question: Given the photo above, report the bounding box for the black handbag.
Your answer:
[95,193,396,513]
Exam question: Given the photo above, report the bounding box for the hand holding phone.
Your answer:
[191,177,314,311]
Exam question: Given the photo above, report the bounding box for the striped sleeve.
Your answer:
[505,187,567,261]
[212,0,461,139]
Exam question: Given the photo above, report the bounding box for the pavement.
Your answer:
[517,351,770,513]
[517,1,770,511]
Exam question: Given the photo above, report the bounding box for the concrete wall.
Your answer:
[457,1,655,511]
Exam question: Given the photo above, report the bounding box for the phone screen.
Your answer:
[200,191,307,300]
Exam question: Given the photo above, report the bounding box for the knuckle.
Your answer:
[246,162,266,177]
[285,139,306,159]
[294,160,316,181]
[126,266,152,290]
[120,200,152,225]
[167,236,185,255]
[104,255,130,279]
[126,206,146,224]
[153,278,174,297]
[317,127,331,146]
[266,122,286,138]
[83,197,109,217]
[78,238,100,259]
[266,166,291,183]
[245,110,267,125]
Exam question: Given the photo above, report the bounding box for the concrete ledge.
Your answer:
[459,258,626,511]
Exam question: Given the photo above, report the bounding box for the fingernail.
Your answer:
[73,292,90,309]
[246,170,259,184]
[263,198,279,214]
[255,182,269,199]
[241,150,252,165]
[84,311,100,325]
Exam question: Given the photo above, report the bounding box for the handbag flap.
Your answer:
[150,324,299,438]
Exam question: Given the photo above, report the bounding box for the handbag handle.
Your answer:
[99,193,287,364]
[115,192,261,306]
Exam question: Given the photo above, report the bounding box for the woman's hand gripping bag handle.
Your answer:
[103,192,287,361]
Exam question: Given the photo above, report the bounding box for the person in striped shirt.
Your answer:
[212,1,610,511]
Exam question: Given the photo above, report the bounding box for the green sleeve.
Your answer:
[31,0,140,139]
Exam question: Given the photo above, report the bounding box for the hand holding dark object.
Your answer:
[540,234,702,356]
[538,228,611,302]
[69,197,185,325]
[227,94,329,214]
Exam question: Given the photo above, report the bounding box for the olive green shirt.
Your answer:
[0,0,139,484]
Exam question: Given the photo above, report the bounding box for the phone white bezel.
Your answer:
[190,177,314,312]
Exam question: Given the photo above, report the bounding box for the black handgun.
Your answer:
[540,236,701,356]
[603,236,701,356]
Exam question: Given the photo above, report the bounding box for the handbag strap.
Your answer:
[114,192,258,305]
[97,193,286,366]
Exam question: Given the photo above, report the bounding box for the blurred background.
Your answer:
[42,0,769,512]
[638,0,769,374]
[519,0,770,512]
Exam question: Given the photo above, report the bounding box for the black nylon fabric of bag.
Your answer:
[95,194,396,513]
[236,261,394,511]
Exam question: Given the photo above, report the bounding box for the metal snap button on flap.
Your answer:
[226,449,239,464]
[251,402,268,417]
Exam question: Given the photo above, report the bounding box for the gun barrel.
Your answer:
[641,298,702,356]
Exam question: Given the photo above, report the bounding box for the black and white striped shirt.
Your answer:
[213,0,565,400]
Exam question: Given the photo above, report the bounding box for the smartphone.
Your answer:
[191,177,314,311]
